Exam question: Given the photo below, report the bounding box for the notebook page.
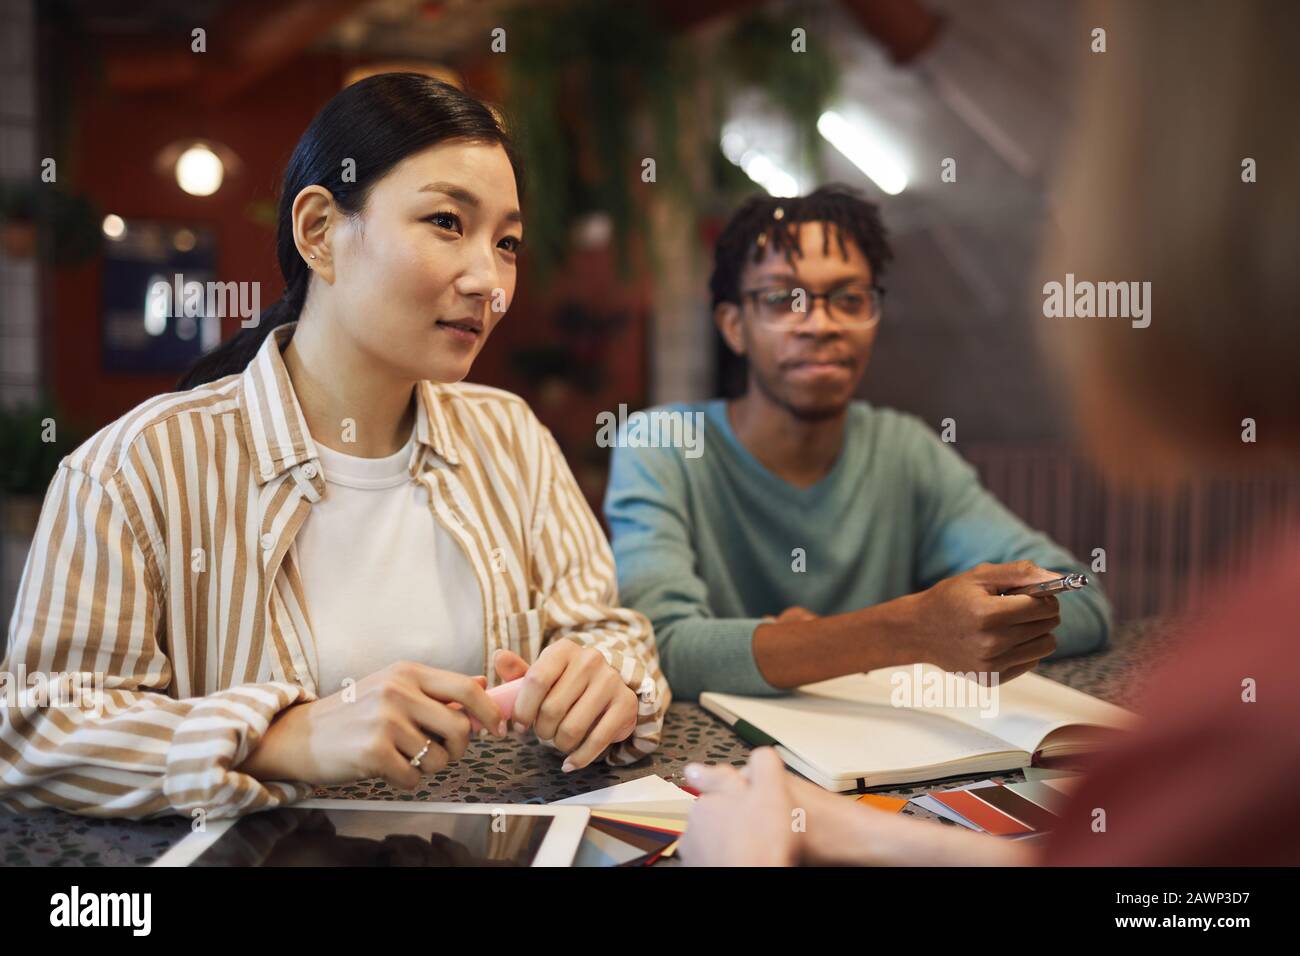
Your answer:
[704,679,1025,780]
[852,665,1137,755]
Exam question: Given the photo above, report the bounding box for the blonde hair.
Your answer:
[1044,0,1300,471]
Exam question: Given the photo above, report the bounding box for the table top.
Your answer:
[0,619,1177,866]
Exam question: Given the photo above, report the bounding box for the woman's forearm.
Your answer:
[832,804,1036,866]
[236,703,307,782]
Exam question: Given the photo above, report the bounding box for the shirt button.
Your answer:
[259,462,274,479]
[300,462,319,480]
[260,533,275,551]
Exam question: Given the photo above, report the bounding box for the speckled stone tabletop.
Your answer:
[0,619,1179,866]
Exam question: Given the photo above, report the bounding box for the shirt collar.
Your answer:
[238,322,461,486]
[412,380,462,469]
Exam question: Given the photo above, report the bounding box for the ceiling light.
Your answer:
[175,144,224,197]
[817,110,908,195]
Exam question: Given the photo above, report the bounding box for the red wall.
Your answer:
[51,54,343,426]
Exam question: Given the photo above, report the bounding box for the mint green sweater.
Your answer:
[603,400,1111,700]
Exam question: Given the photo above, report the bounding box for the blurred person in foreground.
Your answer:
[679,0,1300,866]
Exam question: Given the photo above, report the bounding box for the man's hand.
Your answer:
[903,560,1063,681]
[761,606,820,624]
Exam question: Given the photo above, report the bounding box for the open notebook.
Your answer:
[700,665,1137,791]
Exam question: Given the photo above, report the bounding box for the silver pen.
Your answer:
[1000,572,1089,596]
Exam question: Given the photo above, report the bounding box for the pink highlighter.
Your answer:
[468,676,525,733]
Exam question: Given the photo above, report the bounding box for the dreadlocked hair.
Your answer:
[708,183,894,310]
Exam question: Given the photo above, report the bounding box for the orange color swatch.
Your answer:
[855,793,909,813]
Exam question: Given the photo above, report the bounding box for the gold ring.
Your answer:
[410,739,431,768]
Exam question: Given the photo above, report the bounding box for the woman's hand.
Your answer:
[678,748,801,866]
[240,662,507,789]
[683,751,1036,867]
[682,750,898,866]
[494,644,638,772]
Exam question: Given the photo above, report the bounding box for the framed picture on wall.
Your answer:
[100,220,223,373]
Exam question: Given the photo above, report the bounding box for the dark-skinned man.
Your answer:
[604,184,1110,699]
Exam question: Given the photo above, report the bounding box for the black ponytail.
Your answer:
[176,73,523,390]
[175,264,310,390]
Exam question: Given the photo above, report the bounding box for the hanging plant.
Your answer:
[0,179,38,257]
[502,0,693,286]
[0,178,102,267]
[42,185,102,266]
[0,397,88,497]
[723,11,840,172]
[500,1,842,287]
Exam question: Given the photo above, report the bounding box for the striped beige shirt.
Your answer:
[1,322,669,819]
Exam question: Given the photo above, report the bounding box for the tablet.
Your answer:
[153,800,590,867]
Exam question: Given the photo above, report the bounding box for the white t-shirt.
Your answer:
[295,428,485,697]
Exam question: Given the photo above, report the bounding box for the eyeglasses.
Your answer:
[739,284,884,329]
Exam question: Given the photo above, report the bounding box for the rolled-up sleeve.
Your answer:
[0,463,314,819]
[908,419,1112,658]
[527,426,670,765]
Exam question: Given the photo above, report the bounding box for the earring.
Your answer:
[309,254,317,259]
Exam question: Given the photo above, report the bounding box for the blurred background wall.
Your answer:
[3,0,1299,630]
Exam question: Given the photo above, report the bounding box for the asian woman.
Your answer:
[1,73,668,819]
